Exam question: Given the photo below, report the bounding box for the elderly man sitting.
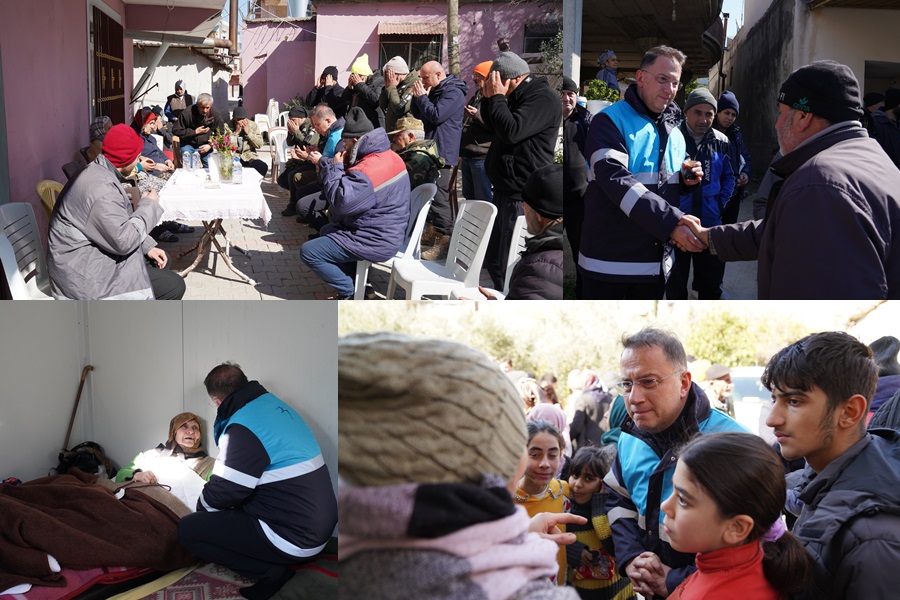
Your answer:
[388,116,443,190]
[174,92,225,168]
[48,124,186,300]
[231,106,268,177]
[299,107,410,299]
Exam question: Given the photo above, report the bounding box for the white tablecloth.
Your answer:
[158,168,272,226]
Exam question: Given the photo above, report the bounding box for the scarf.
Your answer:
[340,476,561,600]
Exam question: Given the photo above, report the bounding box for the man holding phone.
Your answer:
[173,92,225,168]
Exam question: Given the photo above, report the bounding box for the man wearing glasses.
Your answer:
[603,328,746,598]
[579,46,705,299]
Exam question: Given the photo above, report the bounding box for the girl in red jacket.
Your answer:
[661,432,813,599]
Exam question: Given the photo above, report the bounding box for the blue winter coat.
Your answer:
[678,124,734,226]
[319,127,410,262]
[411,75,468,166]
[579,84,687,283]
[322,117,345,159]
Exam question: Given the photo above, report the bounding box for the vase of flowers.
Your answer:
[211,126,237,183]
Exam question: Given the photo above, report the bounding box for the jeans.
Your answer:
[460,156,492,203]
[147,263,186,299]
[179,144,209,168]
[299,234,362,298]
[241,158,268,178]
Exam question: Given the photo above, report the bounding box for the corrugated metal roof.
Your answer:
[377,21,446,35]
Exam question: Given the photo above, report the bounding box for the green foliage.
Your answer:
[539,27,563,88]
[585,79,620,102]
[684,309,812,367]
[684,79,701,96]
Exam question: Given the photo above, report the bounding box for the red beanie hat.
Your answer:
[102,124,144,167]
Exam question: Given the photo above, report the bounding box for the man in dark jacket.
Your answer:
[562,76,590,298]
[579,46,705,300]
[411,61,467,258]
[686,61,900,299]
[481,51,562,290]
[179,363,337,600]
[305,66,345,117]
[505,163,563,300]
[299,108,410,299]
[173,92,225,168]
[763,332,900,600]
[340,54,385,129]
[868,335,900,421]
[569,370,613,451]
[868,87,900,169]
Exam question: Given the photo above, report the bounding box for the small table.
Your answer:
[158,168,272,284]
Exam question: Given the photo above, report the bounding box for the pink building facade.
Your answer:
[240,0,560,115]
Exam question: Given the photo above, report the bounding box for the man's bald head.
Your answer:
[419,61,446,88]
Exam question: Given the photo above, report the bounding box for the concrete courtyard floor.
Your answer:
[161,142,493,300]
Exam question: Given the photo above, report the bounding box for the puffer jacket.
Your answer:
[678,123,734,226]
[319,127,410,262]
[791,429,900,600]
[411,74,468,165]
[506,221,563,300]
[483,75,561,200]
[48,155,163,299]
[342,74,386,129]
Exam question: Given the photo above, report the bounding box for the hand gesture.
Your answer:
[384,68,401,88]
[199,144,211,154]
[139,156,156,170]
[527,512,588,546]
[482,71,509,97]
[333,150,345,164]
[464,105,478,117]
[348,73,362,88]
[147,247,168,269]
[195,125,209,135]
[625,552,671,598]
[412,79,427,98]
[681,160,703,186]
[144,189,160,203]
[287,118,299,133]
[675,214,709,250]
[308,150,322,165]
[671,221,707,252]
[738,173,749,186]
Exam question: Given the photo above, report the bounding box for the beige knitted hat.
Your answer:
[339,333,527,486]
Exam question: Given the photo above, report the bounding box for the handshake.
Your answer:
[671,214,709,252]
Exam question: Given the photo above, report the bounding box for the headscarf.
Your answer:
[167,411,205,453]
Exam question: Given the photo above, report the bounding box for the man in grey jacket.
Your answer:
[682,61,900,299]
[48,124,185,299]
[763,331,900,600]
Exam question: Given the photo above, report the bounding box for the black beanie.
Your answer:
[289,105,308,118]
[232,106,248,120]
[777,60,863,123]
[562,76,578,93]
[342,107,375,139]
[323,66,339,80]
[885,88,900,111]
[522,164,563,219]
[870,336,900,377]
[863,92,885,109]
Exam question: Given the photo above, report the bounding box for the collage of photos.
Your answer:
[2,0,900,600]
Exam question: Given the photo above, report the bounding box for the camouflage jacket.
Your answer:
[398,139,444,189]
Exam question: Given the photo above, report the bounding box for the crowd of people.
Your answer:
[42,49,565,300]
[565,46,900,300]
[339,327,900,599]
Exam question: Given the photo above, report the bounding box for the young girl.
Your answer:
[661,432,814,599]
[566,446,636,600]
[515,419,570,586]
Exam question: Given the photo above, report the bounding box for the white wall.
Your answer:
[0,302,338,509]
[133,46,232,117]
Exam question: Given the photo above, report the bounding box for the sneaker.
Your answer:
[165,222,194,234]
[421,234,449,261]
[281,203,298,217]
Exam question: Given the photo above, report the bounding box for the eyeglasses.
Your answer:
[619,370,683,394]
[639,69,683,90]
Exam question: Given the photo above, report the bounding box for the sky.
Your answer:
[723,0,744,38]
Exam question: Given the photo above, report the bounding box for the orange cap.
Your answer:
[473,60,493,78]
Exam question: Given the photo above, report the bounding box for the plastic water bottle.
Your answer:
[182,150,191,170]
[192,150,201,171]
[232,157,243,184]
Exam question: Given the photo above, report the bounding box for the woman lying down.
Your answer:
[114,411,216,511]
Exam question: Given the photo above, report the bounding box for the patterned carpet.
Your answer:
[139,564,252,600]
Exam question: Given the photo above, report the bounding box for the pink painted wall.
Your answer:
[1,0,93,232]
[241,19,318,115]
[315,2,559,86]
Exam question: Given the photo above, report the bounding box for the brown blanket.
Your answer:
[0,470,196,591]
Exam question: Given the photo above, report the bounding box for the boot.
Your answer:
[422,233,450,261]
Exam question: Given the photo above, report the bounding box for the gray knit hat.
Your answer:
[491,51,530,80]
[382,55,410,75]
[684,87,717,113]
[338,333,528,486]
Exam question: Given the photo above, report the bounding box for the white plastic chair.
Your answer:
[0,202,53,299]
[277,110,289,128]
[449,213,532,300]
[353,183,437,300]
[387,199,497,300]
[254,113,270,138]
[267,127,289,182]
[266,99,280,132]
